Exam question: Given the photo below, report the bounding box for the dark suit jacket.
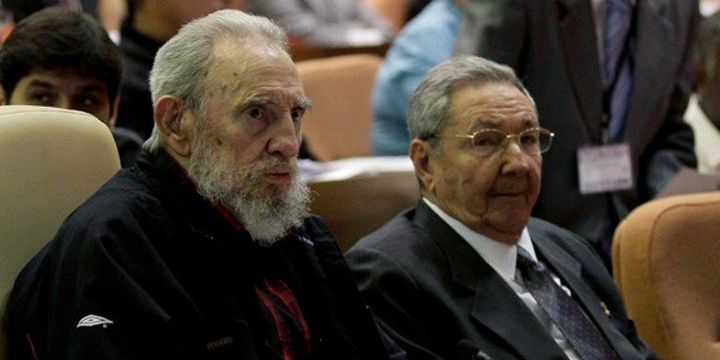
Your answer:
[454,0,698,248]
[346,201,657,360]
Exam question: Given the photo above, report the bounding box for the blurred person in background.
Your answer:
[701,0,720,16]
[1,0,126,41]
[371,0,464,155]
[245,0,393,47]
[455,0,698,268]
[115,0,234,141]
[0,6,141,167]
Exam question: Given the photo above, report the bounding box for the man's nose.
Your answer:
[56,97,71,110]
[267,115,300,158]
[500,140,531,175]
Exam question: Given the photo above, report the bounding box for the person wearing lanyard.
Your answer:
[455,0,698,269]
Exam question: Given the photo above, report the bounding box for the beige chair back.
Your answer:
[612,191,720,360]
[0,106,120,356]
[365,0,411,33]
[298,54,383,161]
[309,171,418,252]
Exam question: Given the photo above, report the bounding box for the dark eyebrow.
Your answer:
[468,118,539,133]
[469,119,502,131]
[26,80,54,89]
[522,117,540,127]
[77,84,106,94]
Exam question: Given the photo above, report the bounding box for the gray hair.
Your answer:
[144,9,289,150]
[407,55,534,148]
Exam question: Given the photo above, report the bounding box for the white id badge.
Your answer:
[577,143,633,194]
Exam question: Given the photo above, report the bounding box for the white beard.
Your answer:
[187,131,310,246]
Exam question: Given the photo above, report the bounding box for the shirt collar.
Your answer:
[686,95,720,172]
[422,198,537,281]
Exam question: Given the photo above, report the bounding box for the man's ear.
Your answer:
[154,95,194,158]
[409,138,436,194]
[108,96,120,128]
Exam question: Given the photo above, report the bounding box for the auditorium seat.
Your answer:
[297,54,383,161]
[612,191,720,360]
[0,105,120,356]
[365,0,411,33]
[309,171,418,251]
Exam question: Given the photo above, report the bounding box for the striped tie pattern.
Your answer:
[603,0,633,142]
[517,247,619,360]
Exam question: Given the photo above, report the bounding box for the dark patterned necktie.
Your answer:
[516,247,618,360]
[603,0,634,142]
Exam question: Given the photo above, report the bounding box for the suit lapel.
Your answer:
[623,0,673,152]
[413,203,566,359]
[469,279,569,359]
[556,0,604,142]
[531,232,642,358]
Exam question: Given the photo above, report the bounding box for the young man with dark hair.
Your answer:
[0,6,141,166]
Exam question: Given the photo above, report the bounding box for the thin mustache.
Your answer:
[255,157,299,175]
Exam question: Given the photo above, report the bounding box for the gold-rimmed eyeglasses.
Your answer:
[433,127,555,157]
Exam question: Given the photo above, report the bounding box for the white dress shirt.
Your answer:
[685,95,720,174]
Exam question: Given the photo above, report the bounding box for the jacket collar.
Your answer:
[134,148,238,237]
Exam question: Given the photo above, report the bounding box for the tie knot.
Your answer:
[516,246,536,271]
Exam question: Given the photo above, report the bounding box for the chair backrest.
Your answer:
[308,171,418,252]
[0,106,120,355]
[297,54,383,161]
[365,0,411,33]
[612,191,720,360]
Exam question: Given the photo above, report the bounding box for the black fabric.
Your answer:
[111,126,143,167]
[407,0,432,21]
[2,0,97,21]
[3,148,401,360]
[115,25,160,140]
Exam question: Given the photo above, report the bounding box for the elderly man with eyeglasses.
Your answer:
[346,56,657,360]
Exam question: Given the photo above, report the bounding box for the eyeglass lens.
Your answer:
[471,128,552,155]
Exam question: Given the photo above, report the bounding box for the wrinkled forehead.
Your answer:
[450,81,538,131]
[208,37,293,75]
[203,39,306,107]
[206,39,298,87]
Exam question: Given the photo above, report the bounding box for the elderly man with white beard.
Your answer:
[3,9,406,360]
